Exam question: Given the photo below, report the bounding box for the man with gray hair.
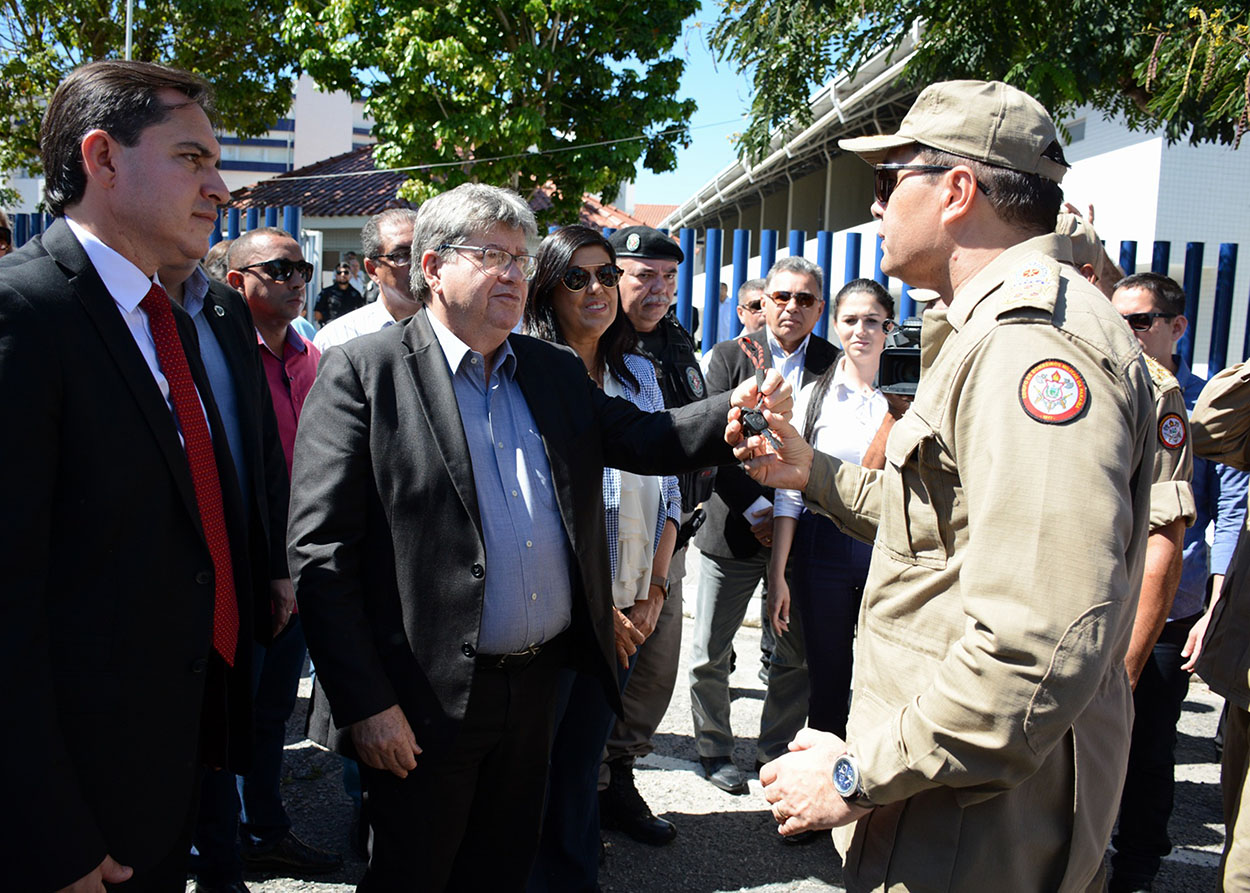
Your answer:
[314,208,420,352]
[690,254,838,800]
[287,182,790,890]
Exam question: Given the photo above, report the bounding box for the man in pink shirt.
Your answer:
[227,227,320,472]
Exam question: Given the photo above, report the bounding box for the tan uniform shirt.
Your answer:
[1191,362,1250,709]
[1144,353,1196,531]
[804,234,1156,892]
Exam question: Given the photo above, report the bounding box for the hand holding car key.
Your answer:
[737,337,784,451]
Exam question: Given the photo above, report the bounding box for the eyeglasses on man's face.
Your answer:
[370,249,412,267]
[238,257,313,284]
[440,243,538,281]
[561,263,623,292]
[1122,311,1178,332]
[873,163,993,205]
[766,290,820,309]
[740,299,764,313]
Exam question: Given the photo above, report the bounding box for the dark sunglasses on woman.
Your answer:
[563,264,623,292]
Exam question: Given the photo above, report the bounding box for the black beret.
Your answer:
[608,226,684,263]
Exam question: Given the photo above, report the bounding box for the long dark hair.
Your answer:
[525,224,639,390]
[802,279,894,441]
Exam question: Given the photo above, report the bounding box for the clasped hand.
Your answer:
[759,729,872,836]
[725,375,814,491]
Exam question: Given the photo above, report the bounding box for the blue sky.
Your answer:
[630,4,757,205]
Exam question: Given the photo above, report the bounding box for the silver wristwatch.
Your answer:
[832,753,872,806]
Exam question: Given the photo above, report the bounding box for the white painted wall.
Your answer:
[292,74,355,169]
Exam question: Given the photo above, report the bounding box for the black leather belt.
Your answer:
[475,643,544,672]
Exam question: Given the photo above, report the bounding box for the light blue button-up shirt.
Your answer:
[428,315,573,653]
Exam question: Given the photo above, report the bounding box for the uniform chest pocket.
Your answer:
[879,416,948,569]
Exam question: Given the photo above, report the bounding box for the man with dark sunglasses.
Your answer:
[1107,271,1240,893]
[735,278,767,335]
[691,255,837,805]
[315,208,420,353]
[314,260,364,326]
[733,80,1164,891]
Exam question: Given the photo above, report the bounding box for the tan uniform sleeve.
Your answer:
[1192,361,1250,471]
[852,322,1153,804]
[803,450,882,545]
[1149,383,1195,531]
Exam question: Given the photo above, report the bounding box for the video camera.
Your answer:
[874,317,923,396]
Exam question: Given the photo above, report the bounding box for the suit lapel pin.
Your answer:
[214,304,225,317]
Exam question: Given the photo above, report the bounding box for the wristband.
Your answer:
[649,574,669,600]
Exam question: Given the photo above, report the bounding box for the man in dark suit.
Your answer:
[690,255,839,796]
[288,183,789,892]
[0,60,260,891]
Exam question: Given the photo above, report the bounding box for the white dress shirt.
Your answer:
[775,356,888,519]
[313,299,399,352]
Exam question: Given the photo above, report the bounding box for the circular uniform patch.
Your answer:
[686,365,705,398]
[626,232,641,252]
[1159,412,1187,449]
[1019,359,1089,424]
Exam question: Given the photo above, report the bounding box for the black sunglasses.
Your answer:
[0,226,10,248]
[1122,311,1178,332]
[766,290,820,309]
[370,250,412,267]
[238,257,314,283]
[874,163,993,205]
[562,264,623,292]
[741,299,763,312]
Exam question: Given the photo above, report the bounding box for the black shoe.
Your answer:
[699,756,748,795]
[195,883,251,893]
[599,758,678,846]
[241,831,343,876]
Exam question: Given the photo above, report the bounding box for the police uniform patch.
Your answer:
[626,232,641,252]
[686,365,705,398]
[1019,359,1089,424]
[1159,412,1187,449]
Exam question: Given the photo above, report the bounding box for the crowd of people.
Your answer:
[5,58,1250,893]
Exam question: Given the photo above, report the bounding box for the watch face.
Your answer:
[832,756,857,797]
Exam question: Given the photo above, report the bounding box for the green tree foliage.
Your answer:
[0,0,297,203]
[710,0,1250,161]
[282,0,699,222]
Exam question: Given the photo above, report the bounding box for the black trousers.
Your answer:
[357,640,567,893]
[1111,613,1200,886]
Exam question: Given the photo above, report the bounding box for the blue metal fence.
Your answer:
[9,211,1245,373]
[673,228,1245,374]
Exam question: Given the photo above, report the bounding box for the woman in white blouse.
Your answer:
[524,225,680,891]
[768,278,894,737]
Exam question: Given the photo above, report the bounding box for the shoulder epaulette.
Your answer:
[996,253,1061,318]
[1143,352,1180,392]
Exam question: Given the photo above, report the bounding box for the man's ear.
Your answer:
[1079,263,1099,286]
[364,257,380,282]
[226,270,245,292]
[79,129,120,189]
[938,166,979,225]
[1171,314,1189,347]
[420,249,443,297]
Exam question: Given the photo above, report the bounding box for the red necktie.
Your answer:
[140,283,239,666]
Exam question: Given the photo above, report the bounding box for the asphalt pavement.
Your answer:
[237,550,1228,892]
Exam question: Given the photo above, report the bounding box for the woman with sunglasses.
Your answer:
[767,278,897,739]
[524,225,680,891]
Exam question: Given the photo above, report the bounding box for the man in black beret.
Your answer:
[596,225,715,846]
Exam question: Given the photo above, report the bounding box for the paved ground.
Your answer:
[236,552,1228,892]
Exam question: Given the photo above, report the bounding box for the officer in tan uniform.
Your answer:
[728,80,1159,892]
[1188,366,1250,889]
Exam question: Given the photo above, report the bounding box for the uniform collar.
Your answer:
[946,233,1073,331]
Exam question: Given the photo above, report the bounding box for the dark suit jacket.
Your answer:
[200,279,292,595]
[291,309,733,758]
[0,220,257,891]
[694,330,839,559]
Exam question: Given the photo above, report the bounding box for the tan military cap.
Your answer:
[1055,211,1124,285]
[840,80,1070,183]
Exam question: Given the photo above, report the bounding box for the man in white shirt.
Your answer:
[315,209,420,353]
